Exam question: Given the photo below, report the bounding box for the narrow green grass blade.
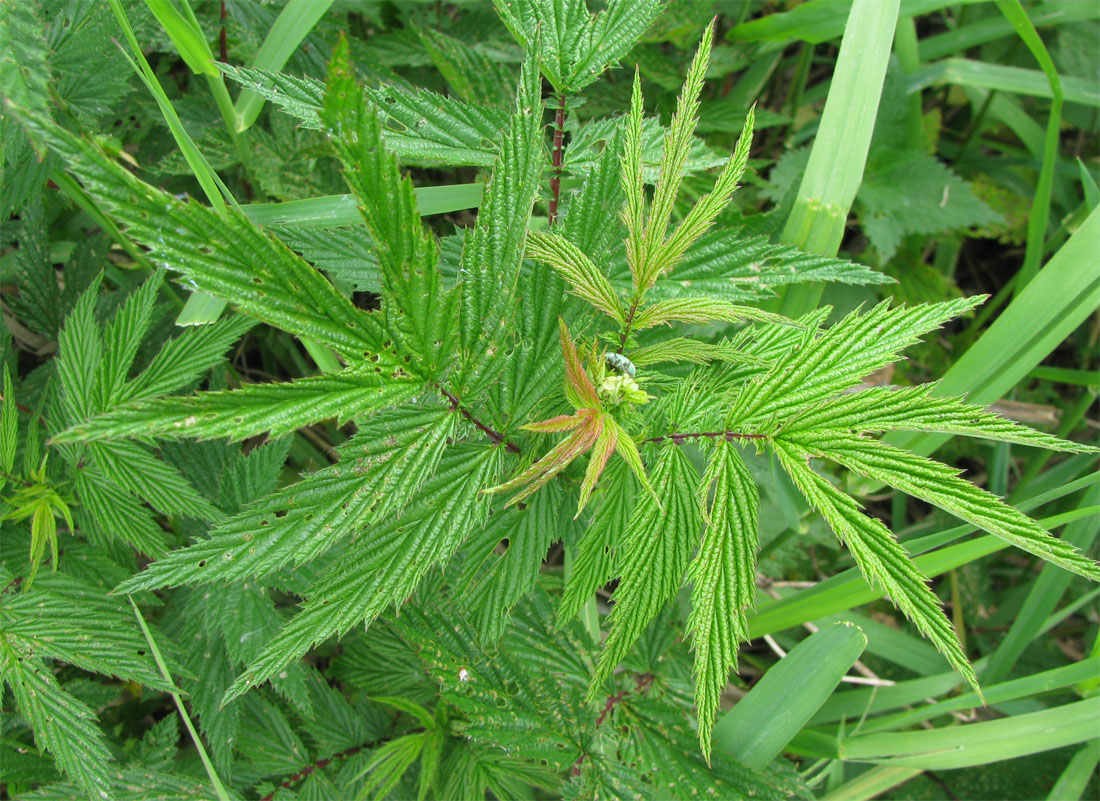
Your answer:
[240,184,483,228]
[129,598,231,801]
[855,660,1098,735]
[820,766,922,801]
[775,0,898,317]
[712,622,867,769]
[142,0,244,157]
[907,58,1098,107]
[887,205,1100,458]
[995,0,1065,290]
[982,483,1099,684]
[727,0,986,45]
[920,2,1098,62]
[1048,740,1100,801]
[839,698,1100,768]
[748,505,1099,639]
[109,0,224,211]
[235,0,335,132]
[143,0,217,77]
[111,0,235,326]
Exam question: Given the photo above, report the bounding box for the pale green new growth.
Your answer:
[526,231,624,323]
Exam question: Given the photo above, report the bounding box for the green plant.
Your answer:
[3,2,1098,799]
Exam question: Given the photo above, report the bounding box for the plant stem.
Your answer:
[548,91,567,226]
[646,431,768,446]
[436,385,520,453]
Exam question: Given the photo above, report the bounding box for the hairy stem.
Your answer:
[646,431,768,446]
[571,673,656,776]
[436,385,521,453]
[259,742,371,801]
[548,91,567,226]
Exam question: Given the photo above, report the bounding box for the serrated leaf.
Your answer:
[728,297,985,430]
[457,50,544,396]
[561,120,625,265]
[1,365,18,481]
[567,113,727,186]
[858,148,1001,264]
[415,25,516,107]
[646,103,755,283]
[223,445,501,701]
[687,440,758,760]
[526,231,624,323]
[7,198,62,337]
[97,271,163,409]
[783,382,1098,452]
[639,229,892,304]
[394,588,592,770]
[219,63,508,167]
[0,650,114,799]
[13,108,398,364]
[589,443,702,698]
[114,407,455,593]
[641,21,714,287]
[558,462,634,628]
[789,430,1100,582]
[122,315,256,404]
[87,440,222,521]
[630,337,767,367]
[631,296,792,330]
[0,572,175,691]
[625,693,811,800]
[493,0,662,93]
[56,366,421,444]
[55,274,104,425]
[458,485,563,644]
[72,466,169,557]
[773,439,978,696]
[322,37,456,377]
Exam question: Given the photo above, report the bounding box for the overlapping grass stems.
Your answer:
[1,1,1098,800]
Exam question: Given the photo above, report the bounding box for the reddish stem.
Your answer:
[572,673,655,776]
[548,91,567,226]
[259,743,367,801]
[436,385,521,453]
[647,431,768,446]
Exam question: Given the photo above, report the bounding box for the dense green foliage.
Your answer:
[1,2,1098,800]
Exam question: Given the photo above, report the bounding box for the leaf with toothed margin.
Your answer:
[222,444,502,703]
[113,407,456,594]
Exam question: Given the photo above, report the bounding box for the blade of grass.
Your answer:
[994,0,1065,291]
[884,205,1100,460]
[713,622,867,769]
[982,483,1100,684]
[773,0,899,317]
[109,0,235,325]
[838,697,1100,768]
[853,659,1099,735]
[907,58,1098,107]
[1048,740,1100,801]
[748,503,1100,639]
[727,0,986,46]
[920,2,1098,62]
[234,0,336,132]
[820,766,922,801]
[128,598,231,801]
[143,0,254,179]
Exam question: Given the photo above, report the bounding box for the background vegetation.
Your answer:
[1,1,1097,800]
